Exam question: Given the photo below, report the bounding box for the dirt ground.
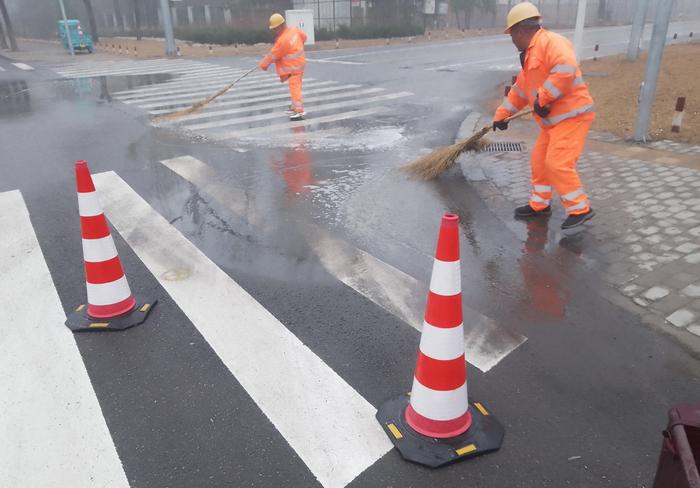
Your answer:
[581,41,700,144]
[90,27,503,59]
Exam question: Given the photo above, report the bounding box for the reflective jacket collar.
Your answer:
[523,27,544,68]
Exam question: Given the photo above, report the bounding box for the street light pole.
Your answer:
[573,0,588,60]
[159,0,176,57]
[627,0,649,61]
[58,0,75,56]
[633,0,675,142]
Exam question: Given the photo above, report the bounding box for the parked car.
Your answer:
[58,20,93,53]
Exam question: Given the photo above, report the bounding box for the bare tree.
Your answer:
[0,12,8,49]
[0,0,17,51]
[82,0,99,41]
[131,0,141,39]
[113,0,125,32]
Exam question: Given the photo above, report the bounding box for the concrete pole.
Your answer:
[0,0,17,51]
[573,0,588,60]
[58,0,75,56]
[627,0,649,61]
[159,0,176,56]
[633,0,675,142]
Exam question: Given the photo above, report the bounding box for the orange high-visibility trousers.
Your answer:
[529,113,594,215]
[288,73,304,113]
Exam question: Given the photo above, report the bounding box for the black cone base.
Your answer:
[65,298,157,332]
[376,394,504,468]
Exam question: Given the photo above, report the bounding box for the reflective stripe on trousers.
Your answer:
[529,114,594,215]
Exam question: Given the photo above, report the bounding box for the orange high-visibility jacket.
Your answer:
[259,27,307,79]
[495,28,594,128]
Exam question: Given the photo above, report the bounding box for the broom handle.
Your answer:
[210,65,258,101]
[503,108,534,123]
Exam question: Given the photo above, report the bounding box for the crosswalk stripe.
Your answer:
[213,106,388,140]
[0,190,129,488]
[160,156,528,372]
[116,74,282,102]
[92,171,392,488]
[54,62,215,78]
[53,60,201,74]
[187,91,413,131]
[12,62,34,71]
[55,64,209,78]
[163,86,379,123]
[148,83,351,116]
[0,66,5,71]
[137,80,337,111]
[112,70,268,97]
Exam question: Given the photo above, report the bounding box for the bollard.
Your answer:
[386,37,390,45]
[235,43,239,54]
[461,29,465,38]
[445,30,449,39]
[335,38,339,49]
[690,32,694,38]
[209,44,213,55]
[134,46,137,57]
[594,43,599,61]
[408,36,412,43]
[176,46,181,57]
[428,31,431,41]
[671,97,686,133]
[673,32,678,40]
[118,44,122,54]
[125,46,129,55]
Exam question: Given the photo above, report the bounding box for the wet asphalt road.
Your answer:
[2,22,700,488]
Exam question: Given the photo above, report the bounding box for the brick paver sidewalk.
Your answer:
[459,114,700,343]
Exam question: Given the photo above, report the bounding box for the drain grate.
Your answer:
[482,142,524,152]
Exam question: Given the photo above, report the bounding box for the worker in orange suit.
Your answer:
[259,13,307,121]
[493,2,595,230]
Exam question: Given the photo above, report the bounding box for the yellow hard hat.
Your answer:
[269,13,285,30]
[505,2,541,33]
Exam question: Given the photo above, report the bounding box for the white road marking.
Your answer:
[160,156,528,372]
[93,172,392,488]
[306,59,367,65]
[149,83,355,117]
[0,190,129,488]
[137,80,337,110]
[12,62,34,71]
[113,70,270,98]
[54,61,218,78]
[187,91,412,131]
[118,75,291,104]
[212,107,388,140]
[0,66,5,71]
[165,87,385,126]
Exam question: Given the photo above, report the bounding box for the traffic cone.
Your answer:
[65,160,156,332]
[376,213,504,468]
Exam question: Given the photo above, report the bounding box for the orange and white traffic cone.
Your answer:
[376,213,504,467]
[65,160,156,332]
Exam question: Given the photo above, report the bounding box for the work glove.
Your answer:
[533,96,551,118]
[492,119,509,131]
[258,61,268,71]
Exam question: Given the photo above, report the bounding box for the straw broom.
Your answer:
[403,108,534,180]
[153,66,258,122]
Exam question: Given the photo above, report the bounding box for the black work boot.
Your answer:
[514,204,552,219]
[561,209,596,229]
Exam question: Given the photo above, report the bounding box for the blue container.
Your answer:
[58,20,93,53]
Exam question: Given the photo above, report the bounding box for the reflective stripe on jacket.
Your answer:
[495,29,594,128]
[259,27,307,78]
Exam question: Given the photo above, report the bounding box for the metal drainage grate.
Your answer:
[482,142,524,152]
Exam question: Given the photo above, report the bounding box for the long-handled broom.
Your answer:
[153,65,258,122]
[403,108,534,180]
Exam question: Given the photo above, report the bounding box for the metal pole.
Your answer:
[633,0,675,142]
[159,0,176,57]
[58,0,75,56]
[573,0,588,60]
[627,0,649,61]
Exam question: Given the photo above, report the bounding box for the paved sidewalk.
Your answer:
[458,114,700,345]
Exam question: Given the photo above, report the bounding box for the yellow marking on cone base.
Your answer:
[387,423,403,440]
[139,303,151,313]
[456,444,477,456]
[89,322,110,328]
[474,402,489,416]
[76,304,86,311]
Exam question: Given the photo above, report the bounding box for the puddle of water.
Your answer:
[0,80,31,115]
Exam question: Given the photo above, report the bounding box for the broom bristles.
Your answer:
[403,125,491,180]
[153,82,234,122]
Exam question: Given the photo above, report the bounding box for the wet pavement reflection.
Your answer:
[0,80,31,115]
